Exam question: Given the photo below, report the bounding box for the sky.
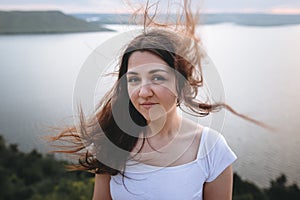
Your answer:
[0,0,300,14]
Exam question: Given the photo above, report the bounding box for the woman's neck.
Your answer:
[146,110,182,139]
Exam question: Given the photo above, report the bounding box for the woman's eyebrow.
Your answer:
[127,69,169,75]
[127,71,138,75]
[149,69,169,74]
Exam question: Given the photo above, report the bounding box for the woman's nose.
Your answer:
[138,83,153,98]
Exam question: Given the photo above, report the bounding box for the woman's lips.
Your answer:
[140,103,158,109]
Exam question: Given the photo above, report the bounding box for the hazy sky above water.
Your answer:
[1,0,300,14]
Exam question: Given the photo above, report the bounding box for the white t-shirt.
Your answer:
[110,127,237,200]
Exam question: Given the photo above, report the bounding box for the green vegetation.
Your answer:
[233,173,300,200]
[1,135,299,199]
[0,11,112,34]
[0,135,93,200]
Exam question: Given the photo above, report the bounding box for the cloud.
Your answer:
[270,7,300,14]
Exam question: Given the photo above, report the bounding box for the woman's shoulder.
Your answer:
[197,126,236,162]
[180,118,226,148]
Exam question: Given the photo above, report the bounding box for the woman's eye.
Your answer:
[127,77,140,83]
[152,75,166,82]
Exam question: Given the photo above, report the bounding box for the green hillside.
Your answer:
[0,10,112,34]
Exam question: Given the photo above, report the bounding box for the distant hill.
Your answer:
[73,13,300,26]
[0,10,113,34]
[202,13,300,26]
[1,11,299,34]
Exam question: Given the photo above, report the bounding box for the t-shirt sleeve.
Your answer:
[205,133,237,182]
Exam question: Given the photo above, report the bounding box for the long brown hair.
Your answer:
[49,0,270,176]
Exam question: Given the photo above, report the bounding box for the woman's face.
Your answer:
[126,51,178,122]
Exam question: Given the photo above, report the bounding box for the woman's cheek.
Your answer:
[127,85,138,98]
[155,84,177,97]
[128,87,140,106]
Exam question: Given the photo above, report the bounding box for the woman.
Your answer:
[93,29,237,200]
[91,26,237,199]
[51,1,262,199]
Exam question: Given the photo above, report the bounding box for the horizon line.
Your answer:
[1,9,300,15]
